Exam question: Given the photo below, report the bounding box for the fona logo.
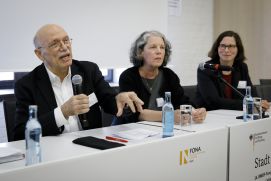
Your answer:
[180,149,189,165]
[180,147,202,165]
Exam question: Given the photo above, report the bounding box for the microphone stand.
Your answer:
[216,73,268,119]
[217,75,244,98]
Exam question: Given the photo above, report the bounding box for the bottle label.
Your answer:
[243,103,247,121]
[25,128,42,166]
[243,99,254,121]
[30,128,41,142]
[247,102,253,114]
[163,111,174,133]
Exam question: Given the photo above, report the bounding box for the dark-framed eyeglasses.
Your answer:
[219,44,237,51]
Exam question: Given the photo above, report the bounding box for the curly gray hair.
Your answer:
[129,31,172,67]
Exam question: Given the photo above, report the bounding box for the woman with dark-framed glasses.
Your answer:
[196,30,270,111]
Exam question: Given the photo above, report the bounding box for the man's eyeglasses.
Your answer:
[38,37,72,50]
[219,44,237,51]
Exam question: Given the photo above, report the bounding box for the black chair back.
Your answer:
[260,85,271,102]
[3,100,16,142]
[182,85,197,106]
[254,85,262,98]
[260,79,271,85]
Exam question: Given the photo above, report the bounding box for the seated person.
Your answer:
[14,24,143,140]
[196,30,270,111]
[116,30,206,124]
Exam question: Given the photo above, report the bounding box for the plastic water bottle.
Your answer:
[243,86,254,122]
[25,105,42,165]
[162,92,174,138]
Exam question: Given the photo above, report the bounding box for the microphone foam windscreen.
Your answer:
[72,74,83,85]
[198,62,205,70]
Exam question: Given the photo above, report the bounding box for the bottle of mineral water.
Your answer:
[162,92,174,138]
[243,86,254,122]
[25,105,42,165]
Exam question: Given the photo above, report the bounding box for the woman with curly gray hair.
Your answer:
[116,30,206,124]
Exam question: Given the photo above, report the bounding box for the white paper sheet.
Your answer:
[0,147,24,164]
[113,128,159,140]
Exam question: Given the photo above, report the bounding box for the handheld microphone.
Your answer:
[199,62,233,71]
[71,74,90,129]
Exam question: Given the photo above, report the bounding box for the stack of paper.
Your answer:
[0,147,25,164]
[113,128,159,140]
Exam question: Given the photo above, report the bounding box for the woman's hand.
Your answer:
[261,100,270,111]
[192,108,207,123]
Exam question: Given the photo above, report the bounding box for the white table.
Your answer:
[0,120,228,181]
[142,109,244,132]
[141,109,271,181]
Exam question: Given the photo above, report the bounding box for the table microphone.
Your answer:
[199,62,233,71]
[199,64,268,119]
[71,74,90,129]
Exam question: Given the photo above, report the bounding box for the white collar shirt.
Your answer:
[45,66,81,133]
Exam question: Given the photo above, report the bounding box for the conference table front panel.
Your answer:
[229,117,271,181]
[0,122,228,181]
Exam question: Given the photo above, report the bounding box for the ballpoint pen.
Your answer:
[105,136,128,143]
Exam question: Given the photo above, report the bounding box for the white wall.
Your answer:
[0,0,214,86]
[169,0,271,85]
[1,0,270,85]
[214,0,271,84]
[168,0,213,85]
[0,0,167,71]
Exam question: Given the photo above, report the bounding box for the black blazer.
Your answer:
[196,59,258,111]
[14,60,117,140]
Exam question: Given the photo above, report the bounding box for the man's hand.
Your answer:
[61,94,89,119]
[115,92,144,117]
